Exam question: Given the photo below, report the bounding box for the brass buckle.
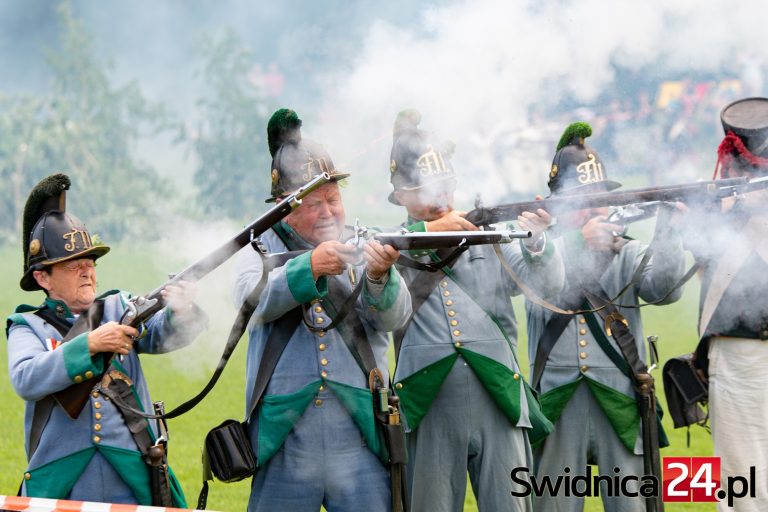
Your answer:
[604,312,629,337]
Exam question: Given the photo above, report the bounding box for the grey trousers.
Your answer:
[406,358,533,512]
[533,382,645,512]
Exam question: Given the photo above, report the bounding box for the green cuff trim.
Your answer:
[258,380,322,465]
[405,221,431,257]
[363,266,400,311]
[326,380,387,463]
[520,234,555,264]
[395,353,459,431]
[25,447,95,499]
[285,251,327,303]
[407,221,427,232]
[62,332,104,382]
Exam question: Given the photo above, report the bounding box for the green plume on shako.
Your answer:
[548,121,621,196]
[264,108,349,203]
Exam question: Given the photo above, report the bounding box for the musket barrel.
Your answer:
[467,176,754,226]
[134,172,333,323]
[373,230,531,250]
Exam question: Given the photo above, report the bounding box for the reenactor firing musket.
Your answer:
[54,171,333,418]
[465,175,768,228]
[261,220,531,276]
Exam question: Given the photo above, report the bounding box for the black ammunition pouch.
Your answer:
[662,354,708,429]
[202,419,256,483]
[381,422,408,465]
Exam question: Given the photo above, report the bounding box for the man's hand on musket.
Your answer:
[519,198,553,251]
[161,280,199,316]
[582,216,626,253]
[363,240,399,281]
[88,322,139,357]
[310,241,360,279]
[425,210,479,232]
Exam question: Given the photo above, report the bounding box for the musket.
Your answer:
[263,225,531,262]
[53,172,333,418]
[466,176,768,227]
[371,229,531,250]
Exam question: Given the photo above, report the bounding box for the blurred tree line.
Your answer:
[0,2,274,246]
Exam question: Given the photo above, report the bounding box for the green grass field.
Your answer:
[0,242,717,511]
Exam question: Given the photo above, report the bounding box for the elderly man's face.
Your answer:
[283,182,346,245]
[33,258,98,314]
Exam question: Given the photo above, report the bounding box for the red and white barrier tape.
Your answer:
[0,496,213,512]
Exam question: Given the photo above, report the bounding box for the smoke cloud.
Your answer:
[313,0,768,210]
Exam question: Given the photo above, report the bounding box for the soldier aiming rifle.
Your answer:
[524,122,688,512]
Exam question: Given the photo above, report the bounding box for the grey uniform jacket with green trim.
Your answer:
[525,229,685,454]
[231,227,411,465]
[6,291,207,505]
[391,220,565,441]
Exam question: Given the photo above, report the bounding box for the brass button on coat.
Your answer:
[395,382,403,390]
[92,391,99,398]
[315,399,323,407]
[448,311,456,317]
[454,342,462,348]
[450,320,458,327]
[443,290,450,297]
[440,281,448,287]
[318,331,325,337]
[579,340,587,347]
[580,365,588,373]
[579,328,587,335]
[95,413,102,420]
[74,375,83,383]
[93,436,101,443]
[445,299,453,306]
[94,402,101,409]
[319,343,326,351]
[321,371,328,378]
[24,473,31,481]
[579,318,586,324]
[314,306,323,313]
[94,424,102,432]
[315,317,324,324]
[84,371,94,379]
[513,373,520,380]
[320,358,328,366]
[579,352,587,359]
[453,330,461,337]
